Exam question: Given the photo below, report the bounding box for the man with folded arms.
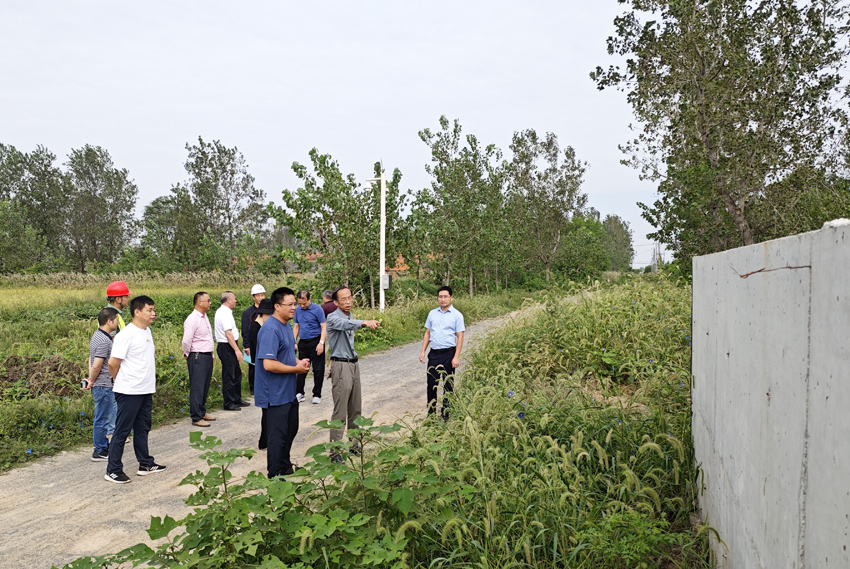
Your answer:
[183,291,216,427]
[325,286,379,462]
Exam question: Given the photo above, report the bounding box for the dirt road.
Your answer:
[0,312,512,569]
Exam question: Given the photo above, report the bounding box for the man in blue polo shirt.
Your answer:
[254,286,310,478]
[419,285,465,420]
[292,290,327,404]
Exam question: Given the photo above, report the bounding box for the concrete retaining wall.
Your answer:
[692,219,850,569]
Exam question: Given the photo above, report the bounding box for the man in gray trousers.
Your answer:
[325,286,380,463]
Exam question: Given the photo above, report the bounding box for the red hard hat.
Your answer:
[106,281,131,297]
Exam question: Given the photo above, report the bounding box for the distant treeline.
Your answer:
[0,118,635,298]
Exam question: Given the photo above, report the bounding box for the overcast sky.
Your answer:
[1,2,664,267]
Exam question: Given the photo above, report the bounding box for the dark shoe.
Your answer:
[349,443,361,456]
[91,451,108,462]
[224,405,242,411]
[137,463,167,476]
[330,453,344,464]
[280,463,299,476]
[105,472,130,484]
[237,400,250,407]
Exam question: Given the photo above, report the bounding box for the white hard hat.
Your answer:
[251,284,266,295]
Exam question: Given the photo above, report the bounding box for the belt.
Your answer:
[430,347,455,354]
[191,351,213,356]
[331,356,358,363]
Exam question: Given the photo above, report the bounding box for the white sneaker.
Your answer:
[312,396,321,404]
[295,393,305,403]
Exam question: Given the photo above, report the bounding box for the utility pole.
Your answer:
[366,170,388,312]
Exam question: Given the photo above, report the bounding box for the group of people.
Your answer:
[83,280,465,482]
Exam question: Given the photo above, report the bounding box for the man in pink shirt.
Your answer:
[183,291,216,427]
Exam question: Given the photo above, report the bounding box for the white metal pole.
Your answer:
[379,170,387,312]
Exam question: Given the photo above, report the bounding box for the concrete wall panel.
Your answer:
[692,221,849,569]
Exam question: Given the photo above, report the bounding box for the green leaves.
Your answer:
[597,0,850,258]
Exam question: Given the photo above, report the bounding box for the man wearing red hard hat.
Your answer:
[106,281,132,334]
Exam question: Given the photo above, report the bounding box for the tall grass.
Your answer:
[60,276,711,569]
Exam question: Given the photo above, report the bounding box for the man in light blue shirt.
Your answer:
[419,286,465,420]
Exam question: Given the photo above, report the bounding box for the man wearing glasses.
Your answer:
[325,286,380,462]
[254,287,310,478]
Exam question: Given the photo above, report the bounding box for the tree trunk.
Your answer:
[468,264,473,298]
[368,273,375,309]
[545,262,551,283]
[416,257,421,300]
[721,192,755,245]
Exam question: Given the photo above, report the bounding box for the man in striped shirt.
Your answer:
[183,292,216,427]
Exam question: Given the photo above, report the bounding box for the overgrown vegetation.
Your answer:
[58,276,711,568]
[0,275,537,472]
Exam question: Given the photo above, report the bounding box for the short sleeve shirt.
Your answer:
[424,305,466,349]
[89,329,113,388]
[293,303,326,339]
[111,323,156,395]
[254,317,297,407]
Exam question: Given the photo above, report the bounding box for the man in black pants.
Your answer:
[419,286,465,420]
[254,287,310,478]
[105,295,166,483]
[215,291,249,411]
[182,291,216,427]
[292,290,327,404]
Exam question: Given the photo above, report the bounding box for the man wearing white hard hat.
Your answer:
[241,284,266,395]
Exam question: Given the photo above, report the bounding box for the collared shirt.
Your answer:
[214,304,239,344]
[326,308,363,359]
[254,316,297,407]
[182,309,214,357]
[89,328,114,388]
[424,305,465,349]
[321,300,337,317]
[241,304,258,350]
[104,303,126,337]
[112,323,156,395]
[294,302,326,340]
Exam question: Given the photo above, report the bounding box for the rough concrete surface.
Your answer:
[0,311,514,569]
[692,220,850,569]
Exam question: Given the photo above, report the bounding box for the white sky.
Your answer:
[0,2,664,267]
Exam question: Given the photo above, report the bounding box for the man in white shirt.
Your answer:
[105,295,166,484]
[215,291,248,411]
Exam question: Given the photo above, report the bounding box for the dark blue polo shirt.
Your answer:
[254,317,297,407]
[293,302,326,339]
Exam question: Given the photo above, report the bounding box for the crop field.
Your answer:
[59,275,712,569]
[0,273,534,471]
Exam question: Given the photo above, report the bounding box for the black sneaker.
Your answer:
[105,472,130,484]
[237,400,250,407]
[330,453,344,464]
[280,463,300,476]
[91,451,108,462]
[137,463,167,476]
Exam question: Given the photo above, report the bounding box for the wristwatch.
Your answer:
[319,340,325,345]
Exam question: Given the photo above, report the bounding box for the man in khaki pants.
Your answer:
[325,286,379,463]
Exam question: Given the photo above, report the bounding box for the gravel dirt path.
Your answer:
[0,311,516,569]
